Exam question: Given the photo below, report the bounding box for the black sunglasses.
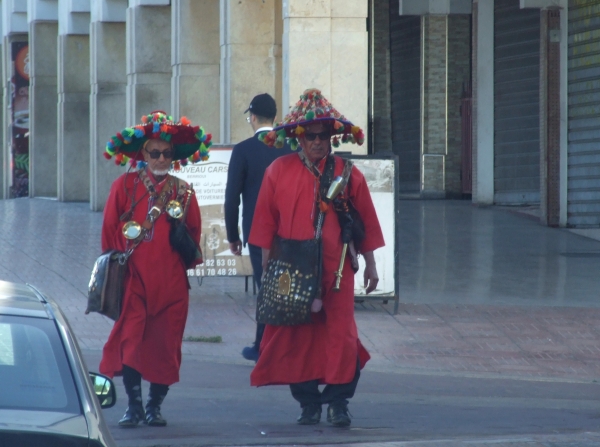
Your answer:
[145,148,174,159]
[304,131,331,142]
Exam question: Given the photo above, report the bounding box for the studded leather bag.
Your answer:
[256,234,323,326]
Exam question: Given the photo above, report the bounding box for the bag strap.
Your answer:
[123,171,175,258]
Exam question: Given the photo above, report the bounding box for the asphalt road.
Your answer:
[83,351,600,447]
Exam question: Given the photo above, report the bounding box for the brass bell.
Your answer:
[122,221,142,240]
[166,200,184,219]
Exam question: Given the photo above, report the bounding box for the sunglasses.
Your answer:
[304,131,331,142]
[145,149,174,159]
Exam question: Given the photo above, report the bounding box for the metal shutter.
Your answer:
[494,0,541,204]
[567,0,600,227]
[390,6,421,193]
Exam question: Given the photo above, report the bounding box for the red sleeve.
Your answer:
[248,164,280,249]
[101,176,125,253]
[348,166,385,254]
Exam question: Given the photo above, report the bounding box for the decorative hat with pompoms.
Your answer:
[103,111,212,170]
[258,88,365,151]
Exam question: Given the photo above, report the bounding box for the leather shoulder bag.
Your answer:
[255,154,335,326]
[169,179,203,268]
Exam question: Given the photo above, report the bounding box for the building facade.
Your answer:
[1,0,600,229]
[0,0,370,209]
[371,0,599,228]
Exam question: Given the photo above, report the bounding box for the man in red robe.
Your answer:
[98,112,210,428]
[250,89,385,427]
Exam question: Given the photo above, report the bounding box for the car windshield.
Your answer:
[0,315,80,413]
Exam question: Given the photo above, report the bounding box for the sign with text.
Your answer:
[348,156,397,301]
[170,146,253,277]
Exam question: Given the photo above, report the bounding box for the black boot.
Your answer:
[296,403,322,425]
[326,402,351,427]
[118,365,144,428]
[145,383,169,427]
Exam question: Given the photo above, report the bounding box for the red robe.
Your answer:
[248,154,385,386]
[99,170,201,385]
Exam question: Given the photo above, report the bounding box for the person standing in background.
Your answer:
[224,93,292,362]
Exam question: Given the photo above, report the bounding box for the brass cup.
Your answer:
[166,200,184,219]
[122,221,142,240]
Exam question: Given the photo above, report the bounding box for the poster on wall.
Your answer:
[170,145,253,277]
[10,42,29,198]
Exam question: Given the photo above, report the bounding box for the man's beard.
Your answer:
[149,167,169,176]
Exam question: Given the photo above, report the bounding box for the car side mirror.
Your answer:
[89,372,117,409]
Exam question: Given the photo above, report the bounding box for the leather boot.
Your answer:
[145,383,169,427]
[296,403,322,425]
[118,384,145,428]
[326,402,351,427]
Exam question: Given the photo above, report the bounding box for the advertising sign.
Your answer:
[349,156,398,308]
[170,146,253,277]
[10,42,29,198]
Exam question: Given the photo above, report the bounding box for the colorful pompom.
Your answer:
[180,116,191,126]
[290,138,299,151]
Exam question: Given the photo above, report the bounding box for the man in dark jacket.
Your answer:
[224,93,292,361]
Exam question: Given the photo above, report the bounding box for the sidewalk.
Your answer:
[1,198,599,446]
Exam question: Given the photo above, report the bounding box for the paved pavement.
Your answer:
[1,198,600,446]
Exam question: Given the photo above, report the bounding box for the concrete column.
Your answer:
[90,20,126,211]
[57,34,90,201]
[370,0,392,154]
[447,15,471,195]
[527,0,568,226]
[126,4,170,125]
[172,0,220,140]
[282,0,368,153]
[57,0,91,202]
[220,0,281,144]
[29,21,58,198]
[558,2,567,227]
[472,0,494,205]
[421,15,447,197]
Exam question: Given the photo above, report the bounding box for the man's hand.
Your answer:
[362,251,379,294]
[229,240,242,256]
[311,298,323,313]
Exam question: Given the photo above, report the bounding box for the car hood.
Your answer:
[0,409,88,438]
